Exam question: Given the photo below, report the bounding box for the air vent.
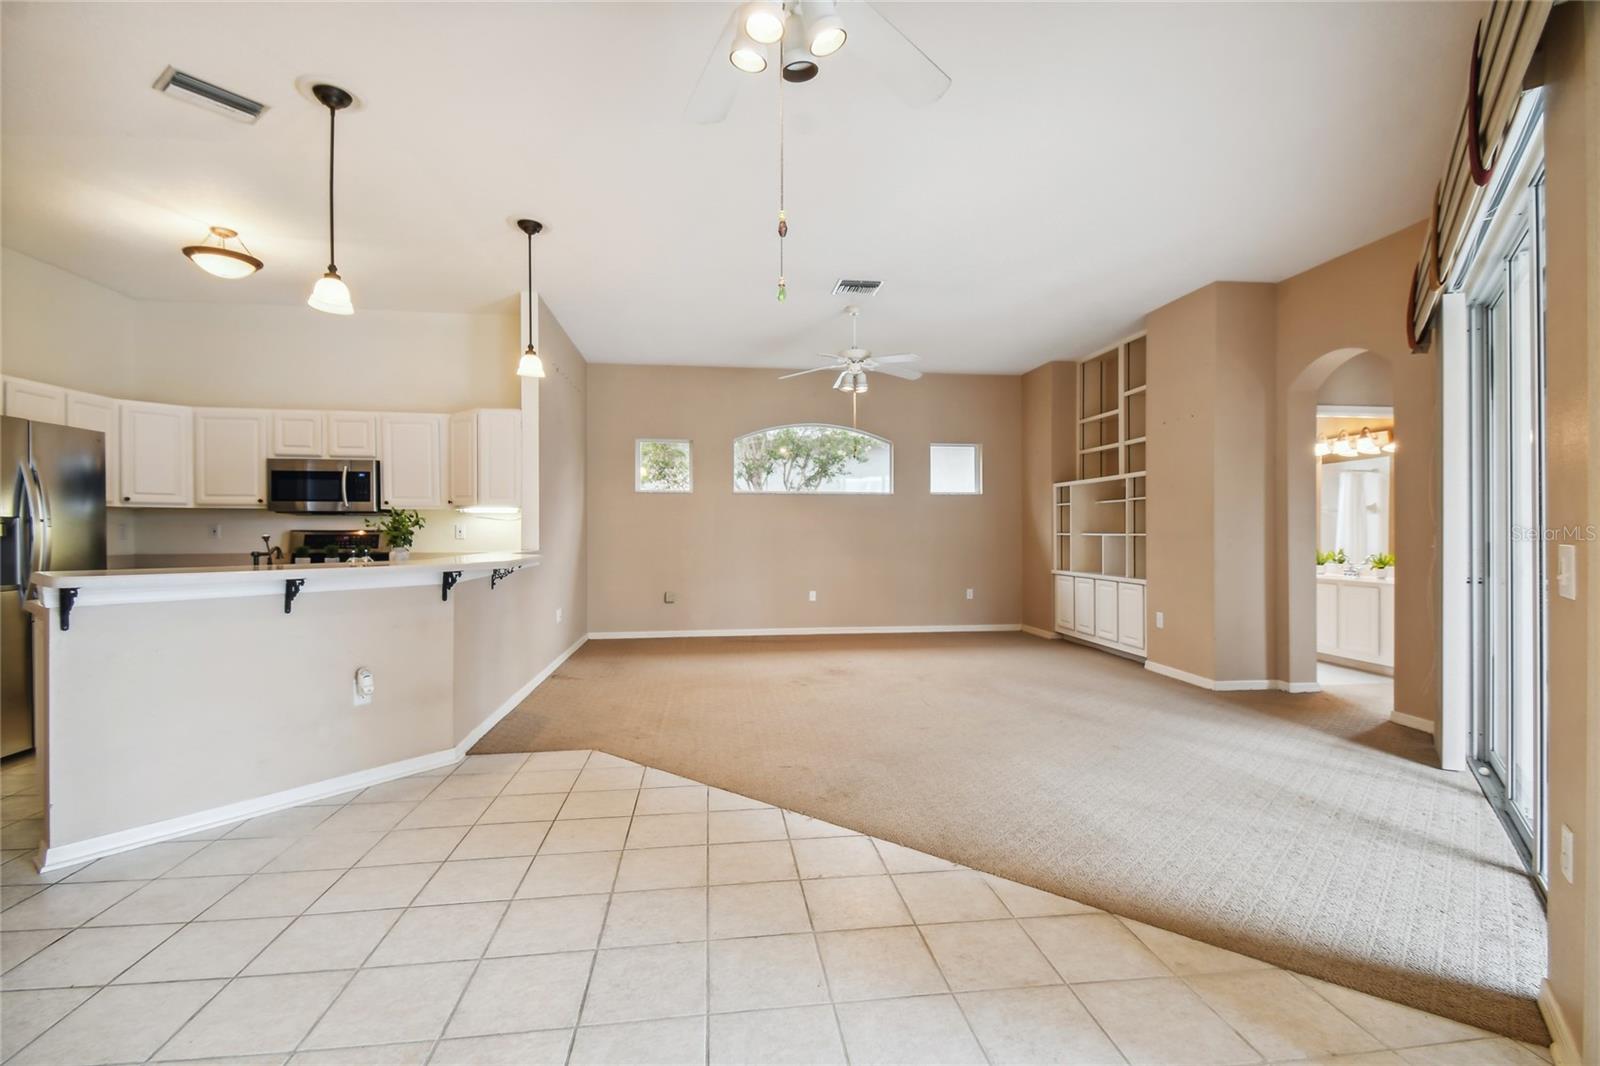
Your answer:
[832,279,883,296]
[153,67,267,124]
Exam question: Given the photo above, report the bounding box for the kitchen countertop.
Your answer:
[28,550,539,610]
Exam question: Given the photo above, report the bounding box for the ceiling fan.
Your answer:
[779,306,921,397]
[687,1,951,124]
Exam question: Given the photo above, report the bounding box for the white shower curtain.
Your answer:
[1333,469,1384,561]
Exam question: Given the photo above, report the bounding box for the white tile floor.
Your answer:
[0,750,1555,1065]
[1316,661,1394,688]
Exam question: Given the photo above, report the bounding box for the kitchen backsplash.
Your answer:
[110,508,521,560]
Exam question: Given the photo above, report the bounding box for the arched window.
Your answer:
[732,424,893,494]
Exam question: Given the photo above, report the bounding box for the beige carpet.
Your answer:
[473,632,1549,1043]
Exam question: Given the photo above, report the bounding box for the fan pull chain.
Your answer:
[776,61,787,303]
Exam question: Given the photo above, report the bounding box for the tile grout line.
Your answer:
[1006,893,1130,1063]
[788,812,852,1066]
[561,749,630,1065]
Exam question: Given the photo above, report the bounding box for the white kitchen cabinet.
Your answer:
[1117,582,1146,651]
[1072,577,1095,637]
[1316,575,1395,670]
[1053,575,1074,631]
[271,411,325,458]
[194,408,269,507]
[326,412,379,458]
[380,413,446,510]
[1094,580,1118,641]
[4,378,67,424]
[119,400,193,507]
[65,390,119,505]
[448,409,521,510]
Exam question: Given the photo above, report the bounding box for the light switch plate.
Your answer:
[1155,611,1165,629]
[965,588,974,600]
[1560,824,1575,883]
[1557,543,1577,599]
[808,590,817,602]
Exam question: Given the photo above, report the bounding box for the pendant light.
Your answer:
[516,219,546,379]
[182,226,263,279]
[307,83,354,315]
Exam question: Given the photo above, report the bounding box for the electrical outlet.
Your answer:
[965,588,974,600]
[209,524,222,539]
[1560,824,1574,883]
[555,607,563,624]
[453,523,466,541]
[1558,544,1576,599]
[808,590,817,602]
[1155,611,1165,629]
[352,667,374,707]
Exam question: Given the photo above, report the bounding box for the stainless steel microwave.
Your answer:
[266,459,381,513]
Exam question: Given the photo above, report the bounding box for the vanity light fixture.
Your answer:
[1331,432,1358,458]
[1382,436,1398,454]
[1355,428,1382,455]
[1313,436,1331,457]
[182,226,263,279]
[307,83,355,315]
[516,219,546,379]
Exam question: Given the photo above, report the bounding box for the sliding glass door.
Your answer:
[1467,172,1547,882]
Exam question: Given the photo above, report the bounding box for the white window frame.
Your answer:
[929,442,983,495]
[732,423,894,495]
[635,438,693,494]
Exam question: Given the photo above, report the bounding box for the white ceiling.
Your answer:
[1,2,1480,373]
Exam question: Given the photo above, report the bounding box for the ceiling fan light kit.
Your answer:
[182,225,263,279]
[307,82,355,316]
[731,0,846,79]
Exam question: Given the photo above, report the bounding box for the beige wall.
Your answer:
[586,365,1021,633]
[452,299,589,737]
[1019,362,1077,633]
[1318,351,1395,408]
[1539,1,1599,1049]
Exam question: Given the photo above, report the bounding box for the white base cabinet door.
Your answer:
[1117,582,1146,650]
[380,414,446,510]
[194,409,269,507]
[1073,578,1095,637]
[1316,577,1395,669]
[65,390,119,506]
[1053,575,1074,632]
[119,401,193,507]
[1093,580,1118,641]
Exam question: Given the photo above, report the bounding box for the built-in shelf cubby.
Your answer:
[1051,332,1150,658]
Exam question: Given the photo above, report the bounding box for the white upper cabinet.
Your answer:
[271,411,325,457]
[447,409,521,510]
[194,408,269,507]
[379,413,446,510]
[326,413,379,458]
[119,400,193,507]
[4,378,67,424]
[65,390,120,506]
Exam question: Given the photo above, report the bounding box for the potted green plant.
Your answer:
[366,509,426,563]
[1366,551,1396,579]
[1319,548,1347,575]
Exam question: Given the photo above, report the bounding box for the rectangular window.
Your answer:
[930,443,981,494]
[636,439,692,493]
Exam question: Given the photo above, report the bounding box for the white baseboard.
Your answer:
[1144,661,1322,693]
[1538,979,1578,1065]
[1390,711,1437,735]
[37,635,590,874]
[455,634,589,753]
[588,624,1022,639]
[1019,625,1058,640]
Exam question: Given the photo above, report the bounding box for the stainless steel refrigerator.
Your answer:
[2,415,106,757]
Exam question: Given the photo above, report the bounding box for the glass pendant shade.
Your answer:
[307,270,354,315]
[518,345,546,379]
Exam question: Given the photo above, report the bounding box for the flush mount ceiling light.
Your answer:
[306,83,355,316]
[182,226,262,279]
[516,219,546,379]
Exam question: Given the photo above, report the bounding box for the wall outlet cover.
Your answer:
[965,588,974,600]
[1560,824,1574,883]
[453,523,466,541]
[555,607,563,624]
[808,590,817,602]
[1155,611,1165,629]
[1557,543,1577,599]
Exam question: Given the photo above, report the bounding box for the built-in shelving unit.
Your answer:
[1050,332,1149,658]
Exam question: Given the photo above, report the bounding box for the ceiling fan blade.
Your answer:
[853,2,952,108]
[871,353,921,364]
[686,9,743,125]
[815,352,846,362]
[873,365,923,381]
[779,365,839,380]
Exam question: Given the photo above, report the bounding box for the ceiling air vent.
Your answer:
[153,67,267,124]
[832,279,883,296]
